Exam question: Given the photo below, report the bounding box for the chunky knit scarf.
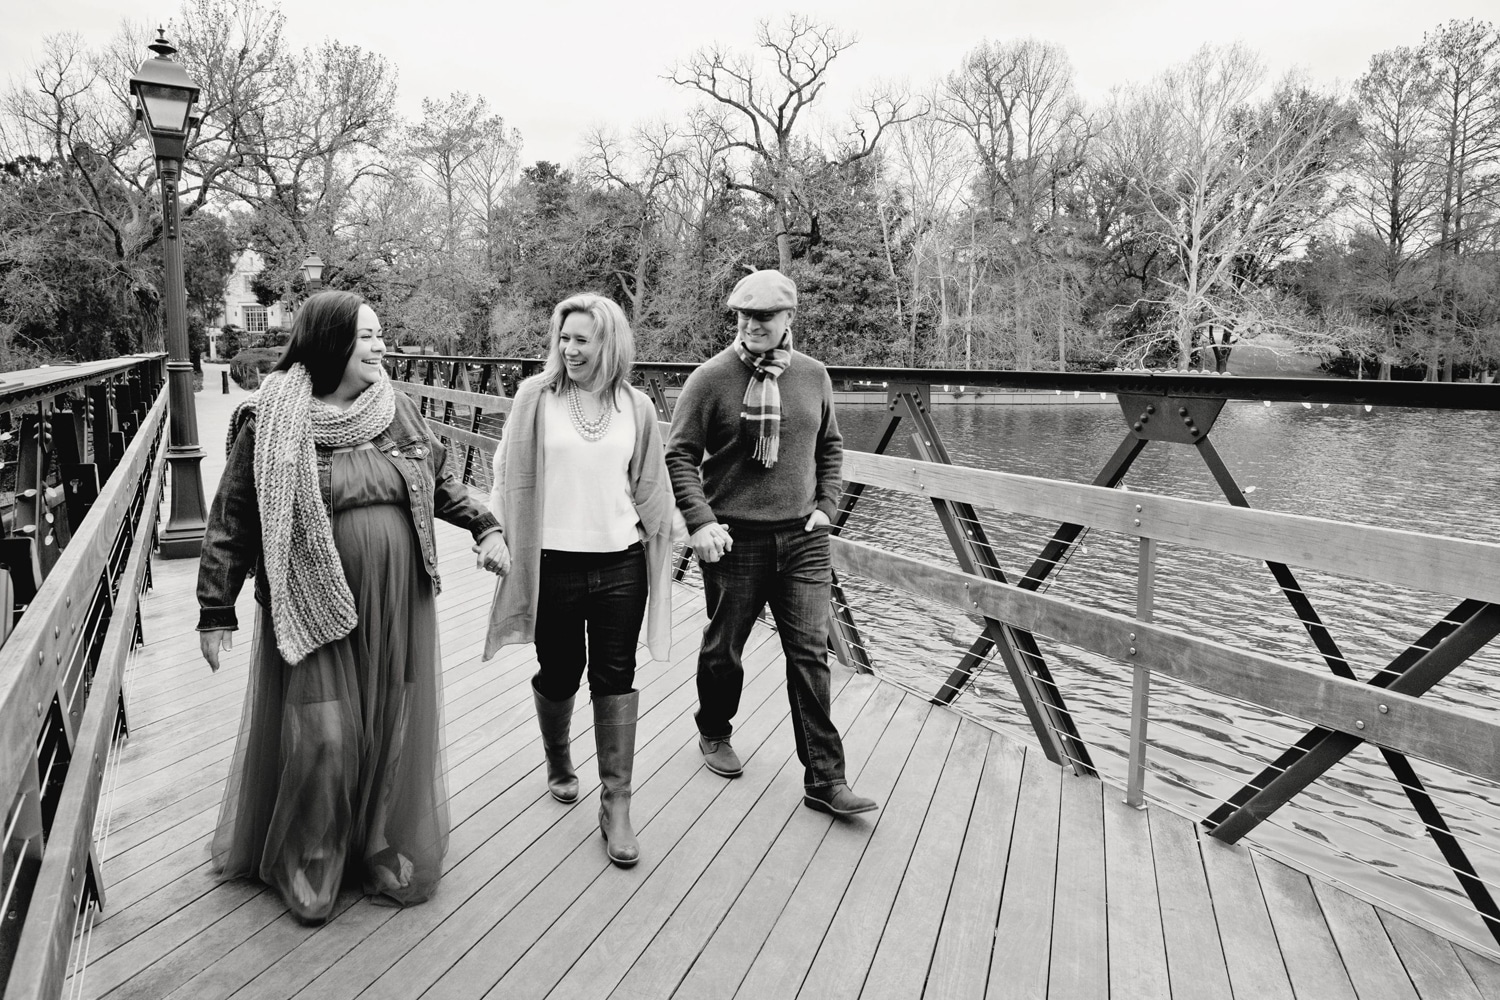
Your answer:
[234,365,396,664]
[733,334,792,468]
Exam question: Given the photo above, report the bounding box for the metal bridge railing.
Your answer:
[0,356,167,1000]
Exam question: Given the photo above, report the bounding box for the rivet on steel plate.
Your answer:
[1355,720,1366,729]
[1133,519,1141,527]
[1378,704,1389,714]
[1135,504,1143,512]
[1128,647,1137,656]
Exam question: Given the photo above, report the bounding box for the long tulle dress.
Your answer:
[210,446,449,923]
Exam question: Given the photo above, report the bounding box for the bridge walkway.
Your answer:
[67,369,1500,1000]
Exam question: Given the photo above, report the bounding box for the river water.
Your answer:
[831,398,1500,951]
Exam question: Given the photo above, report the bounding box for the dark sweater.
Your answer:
[665,345,843,533]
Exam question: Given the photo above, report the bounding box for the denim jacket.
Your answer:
[197,390,500,632]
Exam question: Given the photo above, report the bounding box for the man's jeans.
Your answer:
[533,546,648,701]
[696,525,847,789]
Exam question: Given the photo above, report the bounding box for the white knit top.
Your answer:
[541,387,640,551]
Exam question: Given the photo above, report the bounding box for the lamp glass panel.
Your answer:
[137,83,191,134]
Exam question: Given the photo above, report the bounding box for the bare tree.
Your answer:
[1421,19,1500,379]
[408,93,492,259]
[456,116,522,277]
[939,38,1094,230]
[1114,45,1354,369]
[582,122,685,322]
[1353,46,1439,377]
[886,98,972,362]
[667,15,918,272]
[3,30,171,346]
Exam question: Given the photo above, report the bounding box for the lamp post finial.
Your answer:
[149,29,176,59]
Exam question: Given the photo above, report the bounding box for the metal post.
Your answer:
[1125,535,1156,808]
[154,157,207,558]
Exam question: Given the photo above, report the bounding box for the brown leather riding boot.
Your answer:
[533,684,579,804]
[594,690,640,867]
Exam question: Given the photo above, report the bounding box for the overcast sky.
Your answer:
[3,0,1496,164]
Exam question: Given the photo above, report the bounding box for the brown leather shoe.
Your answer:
[803,782,878,817]
[698,735,743,778]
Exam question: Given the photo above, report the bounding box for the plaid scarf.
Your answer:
[233,365,396,663]
[733,334,792,468]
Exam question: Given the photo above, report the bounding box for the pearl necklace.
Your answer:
[566,381,612,442]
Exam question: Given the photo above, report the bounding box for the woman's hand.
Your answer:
[474,532,511,575]
[200,629,233,671]
[804,509,831,532]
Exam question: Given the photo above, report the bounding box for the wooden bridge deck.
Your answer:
[68,372,1500,1000]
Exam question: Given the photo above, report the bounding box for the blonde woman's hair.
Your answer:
[539,293,635,406]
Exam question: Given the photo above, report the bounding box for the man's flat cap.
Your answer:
[726,269,797,311]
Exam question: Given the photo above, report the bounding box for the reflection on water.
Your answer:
[836,399,1500,950]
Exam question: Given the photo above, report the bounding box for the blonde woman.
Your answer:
[483,293,680,867]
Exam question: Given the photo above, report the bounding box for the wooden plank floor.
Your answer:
[65,368,1500,999]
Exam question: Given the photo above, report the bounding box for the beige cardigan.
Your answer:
[483,376,678,662]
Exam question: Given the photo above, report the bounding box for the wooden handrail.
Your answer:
[0,375,166,997]
[422,420,502,458]
[0,355,165,414]
[831,537,1500,780]
[0,387,166,809]
[4,408,164,1000]
[392,381,511,412]
[842,450,1500,604]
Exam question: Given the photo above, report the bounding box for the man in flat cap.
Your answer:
[666,268,877,817]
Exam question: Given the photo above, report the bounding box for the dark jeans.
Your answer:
[533,545,647,701]
[697,525,847,789]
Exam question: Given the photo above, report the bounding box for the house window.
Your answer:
[244,306,268,334]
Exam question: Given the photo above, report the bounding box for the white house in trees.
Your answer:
[205,249,293,359]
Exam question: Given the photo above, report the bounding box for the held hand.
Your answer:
[689,523,733,564]
[200,629,233,672]
[474,533,511,575]
[804,509,831,532]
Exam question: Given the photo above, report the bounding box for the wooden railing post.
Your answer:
[1125,534,1156,809]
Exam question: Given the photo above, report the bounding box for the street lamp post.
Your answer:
[131,30,207,559]
[302,251,325,291]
